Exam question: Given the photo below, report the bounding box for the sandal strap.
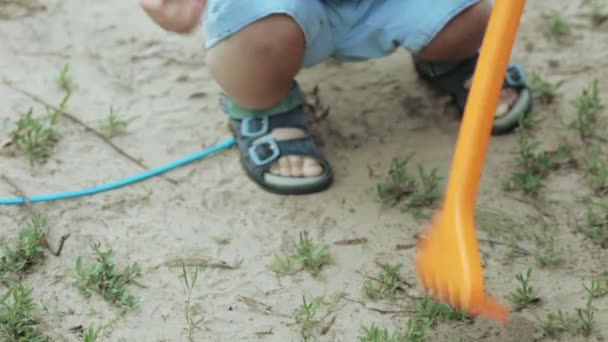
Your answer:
[416,53,528,89]
[227,100,329,181]
[232,106,323,167]
[246,134,327,168]
[229,105,308,139]
[220,83,305,120]
[415,53,529,112]
[504,63,527,88]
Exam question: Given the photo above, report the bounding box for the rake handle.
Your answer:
[445,0,527,211]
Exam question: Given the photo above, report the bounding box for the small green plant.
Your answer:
[358,324,404,342]
[377,153,442,219]
[270,254,293,276]
[570,80,604,142]
[359,296,471,342]
[0,283,45,342]
[583,274,608,300]
[518,111,544,131]
[181,264,207,342]
[535,235,564,268]
[536,281,599,339]
[584,149,608,195]
[377,154,417,205]
[271,231,331,277]
[1,117,9,134]
[537,310,570,338]
[211,233,231,246]
[507,268,540,311]
[574,293,597,337]
[545,10,572,41]
[10,108,61,165]
[82,326,101,342]
[293,231,331,276]
[504,130,573,196]
[293,296,322,339]
[583,206,608,247]
[403,318,428,342]
[529,72,564,103]
[9,84,70,166]
[74,243,143,313]
[99,106,127,138]
[0,218,47,283]
[406,166,442,214]
[57,63,72,94]
[43,88,70,127]
[414,296,472,327]
[362,263,403,300]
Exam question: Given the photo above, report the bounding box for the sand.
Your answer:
[1,0,607,341]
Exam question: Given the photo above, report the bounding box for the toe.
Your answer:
[269,162,281,175]
[256,128,326,179]
[464,77,473,89]
[496,102,510,116]
[303,157,323,177]
[278,157,292,177]
[288,155,304,177]
[496,88,518,116]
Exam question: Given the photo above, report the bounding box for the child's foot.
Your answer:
[264,128,324,178]
[223,92,333,195]
[414,53,533,135]
[463,77,519,117]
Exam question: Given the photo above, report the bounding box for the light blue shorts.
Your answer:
[203,0,480,68]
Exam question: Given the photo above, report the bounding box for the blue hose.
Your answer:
[0,137,235,205]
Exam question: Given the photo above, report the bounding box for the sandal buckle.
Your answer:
[248,136,280,166]
[505,64,527,87]
[241,116,269,138]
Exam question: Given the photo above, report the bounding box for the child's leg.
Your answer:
[206,14,305,111]
[202,1,335,194]
[332,0,532,135]
[416,0,492,61]
[412,0,533,134]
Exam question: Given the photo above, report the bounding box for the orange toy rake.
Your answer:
[415,0,527,323]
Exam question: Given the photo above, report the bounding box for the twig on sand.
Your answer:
[1,174,36,218]
[0,0,46,20]
[1,78,178,185]
[254,328,273,338]
[504,194,553,217]
[333,237,368,246]
[238,295,290,318]
[396,243,416,250]
[320,315,336,336]
[1,174,70,256]
[356,269,413,293]
[342,295,415,315]
[161,257,243,270]
[478,238,531,255]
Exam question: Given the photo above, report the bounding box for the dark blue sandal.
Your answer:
[221,88,333,195]
[414,52,533,135]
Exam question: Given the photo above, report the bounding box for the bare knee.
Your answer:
[206,14,305,110]
[418,0,492,60]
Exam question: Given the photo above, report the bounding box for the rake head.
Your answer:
[415,202,509,323]
[413,0,527,325]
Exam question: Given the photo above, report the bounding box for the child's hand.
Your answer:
[139,0,206,34]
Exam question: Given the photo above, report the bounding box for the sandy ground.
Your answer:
[1,0,607,341]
